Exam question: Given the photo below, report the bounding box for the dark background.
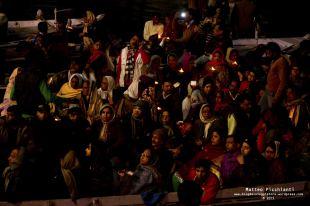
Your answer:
[0,0,309,37]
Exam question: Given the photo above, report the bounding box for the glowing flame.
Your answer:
[157,107,162,111]
[166,37,170,40]
[158,34,162,39]
[232,61,238,65]
[211,67,216,71]
[155,81,159,85]
[179,68,184,73]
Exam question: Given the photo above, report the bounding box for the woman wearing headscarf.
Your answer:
[57,73,84,99]
[193,104,220,147]
[88,76,115,123]
[91,104,126,161]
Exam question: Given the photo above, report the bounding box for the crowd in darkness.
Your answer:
[0,0,309,205]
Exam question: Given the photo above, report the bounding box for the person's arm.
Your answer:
[273,57,289,104]
[39,80,55,102]
[200,174,220,204]
[143,21,150,41]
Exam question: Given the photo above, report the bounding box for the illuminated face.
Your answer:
[247,72,255,82]
[101,78,109,91]
[241,142,251,156]
[140,149,152,165]
[70,76,79,89]
[265,146,275,160]
[213,52,222,62]
[101,107,113,122]
[93,41,102,50]
[6,111,16,122]
[132,106,143,118]
[226,137,236,152]
[163,82,173,95]
[211,131,221,146]
[203,84,212,95]
[36,111,47,121]
[202,105,211,120]
[161,111,170,125]
[8,149,19,166]
[69,112,78,123]
[152,133,163,150]
[82,82,90,96]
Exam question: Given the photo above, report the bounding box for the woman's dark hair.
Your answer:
[195,159,211,170]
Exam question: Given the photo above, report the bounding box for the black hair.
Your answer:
[38,21,48,33]
[195,159,211,170]
[266,42,281,53]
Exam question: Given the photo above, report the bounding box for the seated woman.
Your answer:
[88,76,115,122]
[57,73,84,109]
[262,141,287,184]
[127,149,162,195]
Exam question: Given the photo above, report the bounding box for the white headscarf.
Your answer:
[69,73,84,88]
[98,76,115,99]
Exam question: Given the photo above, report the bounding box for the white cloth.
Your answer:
[143,20,164,41]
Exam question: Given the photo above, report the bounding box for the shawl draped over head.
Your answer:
[97,76,115,100]
[99,104,115,142]
[57,73,84,99]
[225,47,238,65]
[60,150,80,200]
[199,104,217,140]
[207,48,226,68]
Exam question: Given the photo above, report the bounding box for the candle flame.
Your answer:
[211,67,216,71]
[179,68,184,73]
[155,81,159,85]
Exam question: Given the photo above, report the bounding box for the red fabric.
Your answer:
[252,119,267,153]
[116,55,122,86]
[88,50,105,64]
[186,168,220,204]
[239,81,250,93]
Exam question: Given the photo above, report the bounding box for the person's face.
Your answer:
[291,67,300,77]
[101,107,113,122]
[202,106,211,120]
[36,111,47,121]
[286,88,296,102]
[203,84,212,95]
[240,99,251,113]
[211,131,221,146]
[195,167,207,181]
[265,146,275,161]
[163,82,173,95]
[69,63,80,74]
[213,52,222,62]
[241,142,251,156]
[6,111,16,122]
[247,72,255,82]
[101,78,109,91]
[140,149,152,165]
[8,149,19,166]
[69,112,78,123]
[82,82,90,96]
[226,137,237,152]
[213,25,223,36]
[161,111,170,125]
[265,49,274,59]
[70,76,79,89]
[93,41,102,50]
[130,35,139,48]
[229,81,238,93]
[132,106,142,118]
[152,133,163,150]
[168,56,177,70]
[152,16,159,25]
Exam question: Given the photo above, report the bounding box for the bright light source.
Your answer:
[181,12,187,18]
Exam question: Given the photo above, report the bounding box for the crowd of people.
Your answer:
[0,0,309,205]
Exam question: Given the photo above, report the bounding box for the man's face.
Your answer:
[229,81,238,93]
[203,84,212,95]
[195,167,207,181]
[152,133,163,150]
[265,146,275,160]
[101,107,113,122]
[8,149,19,166]
[163,82,173,95]
[168,56,177,70]
[82,82,90,96]
[240,99,251,113]
[130,35,139,48]
[69,112,78,123]
[161,111,170,125]
[132,106,142,118]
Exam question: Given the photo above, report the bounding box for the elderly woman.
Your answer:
[57,73,84,100]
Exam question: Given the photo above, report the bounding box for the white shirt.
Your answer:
[143,20,164,41]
